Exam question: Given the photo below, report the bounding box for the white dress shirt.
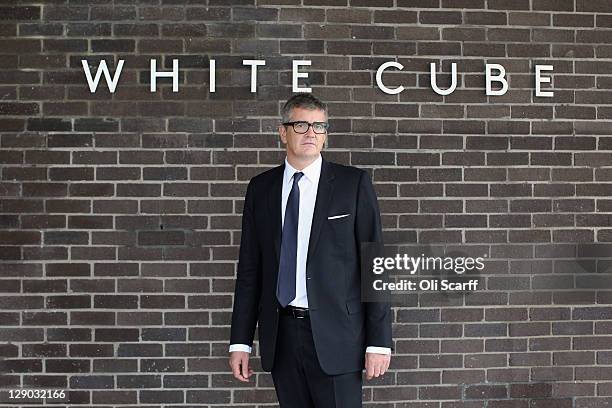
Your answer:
[230,154,390,355]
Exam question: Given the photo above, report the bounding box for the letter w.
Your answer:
[81,59,125,93]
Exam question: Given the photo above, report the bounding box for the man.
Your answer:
[229,93,392,407]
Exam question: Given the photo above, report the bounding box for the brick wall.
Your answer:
[1,1,612,406]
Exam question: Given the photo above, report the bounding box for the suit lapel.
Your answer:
[268,163,284,265]
[306,158,335,268]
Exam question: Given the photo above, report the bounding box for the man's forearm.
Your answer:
[229,181,262,346]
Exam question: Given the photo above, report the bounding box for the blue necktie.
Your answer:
[277,171,304,307]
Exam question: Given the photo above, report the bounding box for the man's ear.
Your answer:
[279,124,287,145]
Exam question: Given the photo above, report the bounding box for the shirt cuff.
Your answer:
[229,344,252,353]
[366,346,391,355]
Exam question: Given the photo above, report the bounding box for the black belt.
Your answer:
[280,305,309,319]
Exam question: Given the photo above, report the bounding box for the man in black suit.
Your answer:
[229,93,392,407]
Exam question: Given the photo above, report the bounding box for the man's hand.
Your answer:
[229,351,254,382]
[365,352,391,380]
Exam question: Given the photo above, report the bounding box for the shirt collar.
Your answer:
[284,154,322,185]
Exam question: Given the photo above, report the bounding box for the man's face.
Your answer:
[279,107,327,164]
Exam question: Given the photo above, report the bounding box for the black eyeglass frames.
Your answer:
[282,121,330,134]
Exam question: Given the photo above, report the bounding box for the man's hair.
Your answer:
[281,93,327,123]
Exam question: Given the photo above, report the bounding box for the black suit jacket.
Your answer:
[230,156,392,375]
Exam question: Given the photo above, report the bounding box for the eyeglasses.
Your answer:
[283,121,329,134]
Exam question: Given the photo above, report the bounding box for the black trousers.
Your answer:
[271,313,363,408]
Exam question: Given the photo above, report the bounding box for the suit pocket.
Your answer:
[328,212,351,223]
[346,298,363,315]
[327,212,352,233]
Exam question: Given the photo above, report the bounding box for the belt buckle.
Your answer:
[293,307,305,319]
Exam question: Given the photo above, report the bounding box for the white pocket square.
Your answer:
[328,214,350,220]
